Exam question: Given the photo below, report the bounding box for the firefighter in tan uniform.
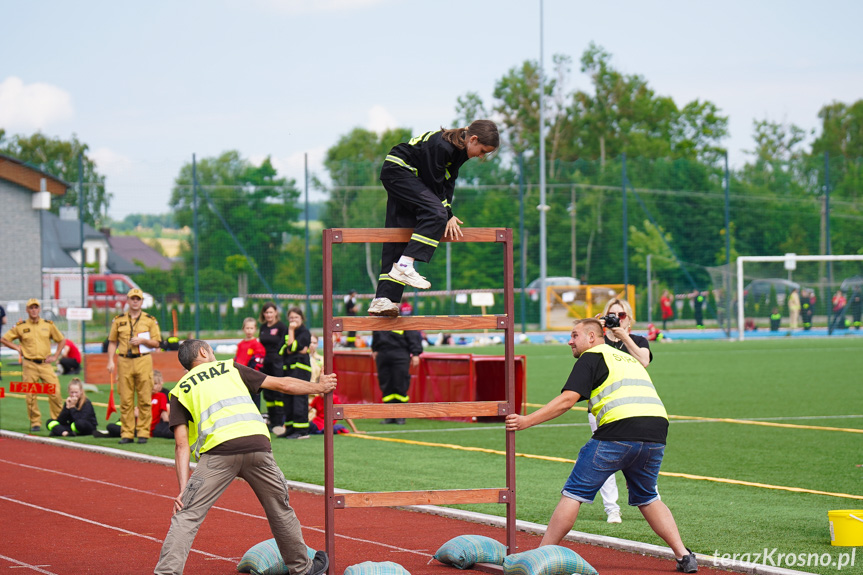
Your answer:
[107,288,161,444]
[0,298,65,431]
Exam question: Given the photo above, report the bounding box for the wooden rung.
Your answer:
[334,401,508,420]
[335,488,509,508]
[334,315,506,332]
[331,227,506,244]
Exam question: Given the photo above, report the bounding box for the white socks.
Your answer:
[397,256,415,269]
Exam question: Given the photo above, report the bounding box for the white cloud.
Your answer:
[366,105,397,134]
[90,147,134,176]
[0,76,74,132]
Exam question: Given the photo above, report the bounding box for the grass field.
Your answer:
[3,336,862,570]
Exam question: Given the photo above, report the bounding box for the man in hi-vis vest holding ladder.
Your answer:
[505,318,698,574]
[154,339,336,575]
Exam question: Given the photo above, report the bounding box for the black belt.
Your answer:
[123,353,142,359]
[24,357,44,364]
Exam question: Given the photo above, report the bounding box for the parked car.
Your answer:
[743,278,801,305]
[839,276,863,294]
[43,272,153,310]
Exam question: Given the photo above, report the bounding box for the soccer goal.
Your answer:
[733,254,863,341]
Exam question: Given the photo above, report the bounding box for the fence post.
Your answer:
[519,153,526,334]
[78,152,86,356]
[724,151,732,337]
[193,153,200,338]
[304,153,312,322]
[622,153,629,293]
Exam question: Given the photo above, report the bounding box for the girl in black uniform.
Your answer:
[47,378,98,437]
[276,307,312,439]
[367,120,499,317]
[258,302,288,429]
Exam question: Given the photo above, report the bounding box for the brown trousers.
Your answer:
[23,359,63,427]
[154,450,312,575]
[118,355,153,439]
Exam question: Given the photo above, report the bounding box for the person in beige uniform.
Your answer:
[107,288,161,444]
[0,298,65,431]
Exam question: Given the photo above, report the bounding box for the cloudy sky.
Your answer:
[3,0,862,219]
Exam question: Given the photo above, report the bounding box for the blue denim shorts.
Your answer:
[562,438,664,506]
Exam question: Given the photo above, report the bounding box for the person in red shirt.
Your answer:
[150,370,173,439]
[58,339,82,375]
[235,317,266,414]
[235,317,266,369]
[660,290,674,331]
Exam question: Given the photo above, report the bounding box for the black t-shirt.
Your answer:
[259,321,288,360]
[169,362,270,454]
[345,296,357,316]
[562,350,668,444]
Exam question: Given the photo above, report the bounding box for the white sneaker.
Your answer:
[388,265,431,289]
[607,510,622,524]
[368,297,399,317]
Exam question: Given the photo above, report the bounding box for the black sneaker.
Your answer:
[394,418,406,425]
[380,418,395,424]
[305,550,328,575]
[118,438,133,445]
[92,429,110,438]
[30,425,41,432]
[676,548,697,573]
[285,432,310,440]
[137,437,148,444]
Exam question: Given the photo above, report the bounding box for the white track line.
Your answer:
[0,554,58,574]
[0,496,235,564]
[0,459,430,558]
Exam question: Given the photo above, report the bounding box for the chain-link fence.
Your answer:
[36,151,862,339]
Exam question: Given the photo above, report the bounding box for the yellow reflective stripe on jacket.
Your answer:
[408,130,439,145]
[382,393,409,403]
[171,361,268,461]
[585,344,667,427]
[441,199,452,208]
[291,362,312,372]
[391,330,404,335]
[384,155,418,176]
[410,233,439,248]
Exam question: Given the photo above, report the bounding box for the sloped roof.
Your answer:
[40,211,142,274]
[108,235,175,271]
[0,153,69,195]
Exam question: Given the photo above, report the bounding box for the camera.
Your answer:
[601,314,620,328]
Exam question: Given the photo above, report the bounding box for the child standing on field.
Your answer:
[235,317,266,410]
[368,120,500,317]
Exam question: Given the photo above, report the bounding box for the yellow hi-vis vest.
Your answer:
[170,360,268,460]
[584,344,668,427]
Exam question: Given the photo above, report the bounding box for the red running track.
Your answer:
[0,436,739,574]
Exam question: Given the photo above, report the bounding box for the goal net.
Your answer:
[707,254,863,340]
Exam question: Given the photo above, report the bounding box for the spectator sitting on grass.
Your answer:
[47,378,97,437]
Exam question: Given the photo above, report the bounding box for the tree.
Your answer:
[628,220,679,280]
[320,127,411,291]
[169,152,301,295]
[0,132,109,225]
